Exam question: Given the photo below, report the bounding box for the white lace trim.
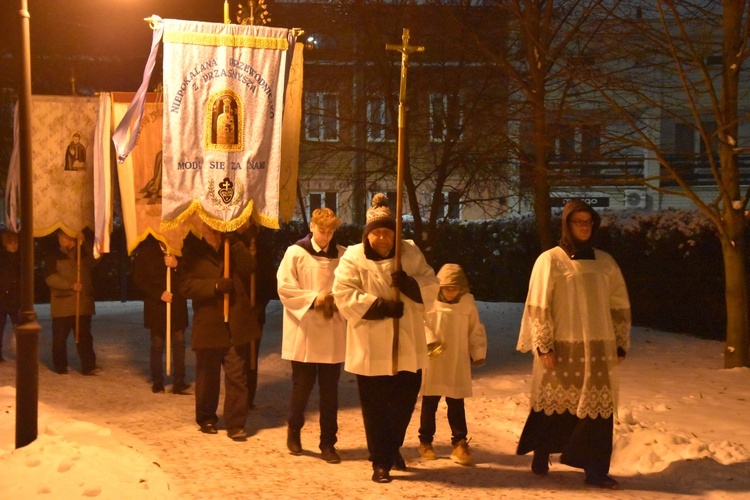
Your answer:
[611,308,631,352]
[531,383,615,419]
[529,339,619,419]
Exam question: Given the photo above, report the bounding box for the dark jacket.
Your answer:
[178,232,261,350]
[44,239,95,318]
[0,247,20,312]
[133,239,189,333]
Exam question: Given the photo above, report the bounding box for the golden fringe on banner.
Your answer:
[164,32,289,50]
[161,199,280,233]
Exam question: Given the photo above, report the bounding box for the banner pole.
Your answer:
[75,237,81,344]
[165,261,172,376]
[386,28,424,375]
[223,236,230,322]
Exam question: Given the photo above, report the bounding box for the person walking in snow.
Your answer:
[133,236,190,395]
[277,207,347,464]
[45,230,100,376]
[0,231,20,362]
[333,193,440,483]
[417,263,487,467]
[516,199,631,490]
[178,222,259,441]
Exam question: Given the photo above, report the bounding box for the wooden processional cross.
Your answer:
[386,29,424,374]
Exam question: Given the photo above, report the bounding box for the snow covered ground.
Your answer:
[1,300,749,499]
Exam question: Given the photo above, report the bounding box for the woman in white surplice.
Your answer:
[516,199,631,490]
[277,208,347,464]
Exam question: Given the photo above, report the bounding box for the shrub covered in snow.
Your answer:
[30,209,732,340]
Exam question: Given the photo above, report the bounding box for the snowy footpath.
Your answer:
[1,300,749,499]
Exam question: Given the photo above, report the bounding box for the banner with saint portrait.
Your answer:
[111,92,194,255]
[160,20,295,232]
[5,95,100,238]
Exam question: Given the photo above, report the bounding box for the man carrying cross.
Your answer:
[333,194,439,483]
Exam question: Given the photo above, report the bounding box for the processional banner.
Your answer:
[278,42,303,223]
[5,95,103,241]
[111,92,194,255]
[161,20,294,231]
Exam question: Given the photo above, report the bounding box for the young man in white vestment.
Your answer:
[277,208,347,464]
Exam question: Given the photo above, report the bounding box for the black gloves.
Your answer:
[215,278,234,294]
[363,298,404,320]
[390,270,423,303]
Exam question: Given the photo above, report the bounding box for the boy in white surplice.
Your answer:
[277,208,347,464]
[418,263,487,466]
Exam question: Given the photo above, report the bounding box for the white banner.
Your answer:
[6,95,98,238]
[161,20,293,231]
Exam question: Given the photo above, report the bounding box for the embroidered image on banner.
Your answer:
[112,92,194,256]
[207,90,244,151]
[160,20,293,232]
[6,95,99,237]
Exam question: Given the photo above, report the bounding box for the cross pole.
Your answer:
[386,28,424,373]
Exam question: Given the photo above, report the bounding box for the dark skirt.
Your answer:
[516,410,613,473]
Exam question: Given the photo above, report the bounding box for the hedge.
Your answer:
[27,209,736,340]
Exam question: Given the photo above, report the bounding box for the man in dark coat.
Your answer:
[45,230,99,375]
[0,231,20,361]
[133,236,190,394]
[178,222,261,441]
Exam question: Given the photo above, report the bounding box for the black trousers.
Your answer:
[245,337,261,407]
[356,370,422,471]
[194,343,249,430]
[288,360,342,450]
[0,308,18,359]
[150,328,186,387]
[418,395,468,445]
[516,410,614,475]
[52,315,96,373]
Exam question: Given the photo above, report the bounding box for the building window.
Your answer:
[367,97,395,142]
[705,54,723,67]
[581,124,601,159]
[440,191,461,219]
[674,123,695,154]
[308,191,338,219]
[555,124,576,159]
[305,92,339,142]
[552,123,600,160]
[430,93,462,142]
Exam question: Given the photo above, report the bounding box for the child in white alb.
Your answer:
[418,263,487,466]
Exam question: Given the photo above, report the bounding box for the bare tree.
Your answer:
[285,1,514,260]
[574,1,750,367]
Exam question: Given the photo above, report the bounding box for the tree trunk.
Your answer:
[719,0,749,368]
[721,224,749,367]
[529,79,554,251]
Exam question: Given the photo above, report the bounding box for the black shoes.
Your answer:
[152,383,165,393]
[227,427,247,441]
[321,448,341,464]
[531,452,550,475]
[287,428,302,455]
[172,383,191,395]
[371,467,391,483]
[200,423,218,434]
[82,366,102,376]
[391,452,407,471]
[585,473,621,489]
